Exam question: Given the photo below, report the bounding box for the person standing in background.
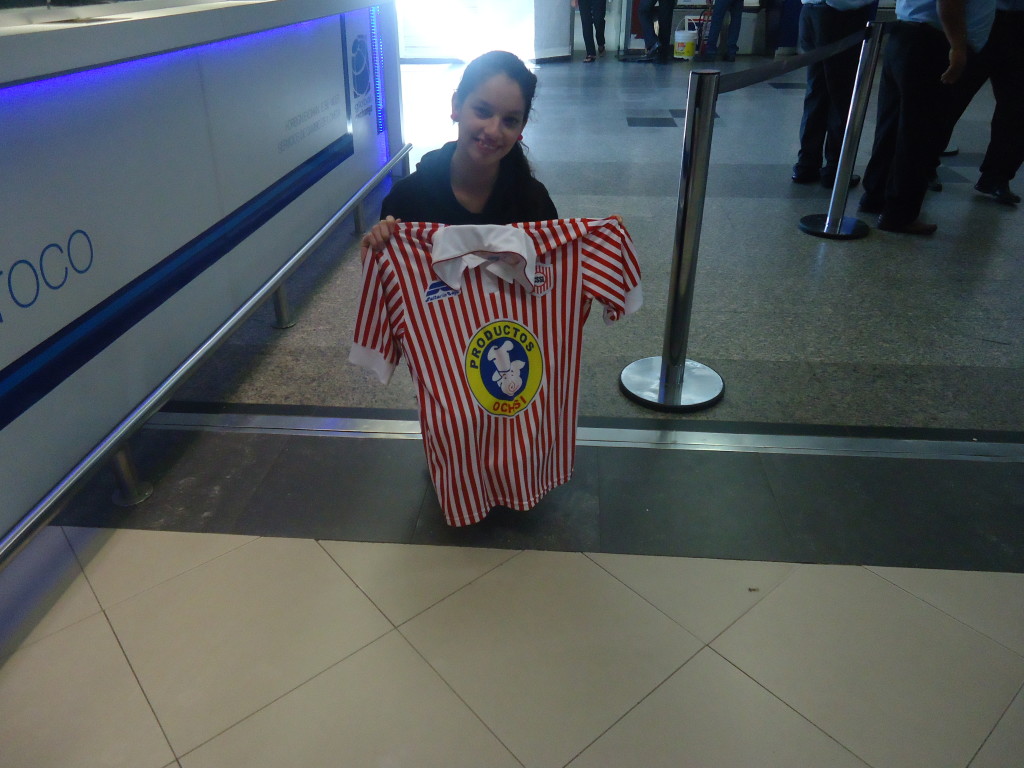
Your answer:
[573,0,608,63]
[637,0,675,62]
[694,0,746,61]
[858,0,996,234]
[951,0,1024,204]
[791,0,877,189]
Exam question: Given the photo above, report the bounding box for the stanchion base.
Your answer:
[619,357,724,412]
[112,483,154,508]
[799,213,870,240]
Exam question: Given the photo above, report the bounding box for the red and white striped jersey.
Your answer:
[350,218,643,526]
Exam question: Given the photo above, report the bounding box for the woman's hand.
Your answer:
[360,216,400,262]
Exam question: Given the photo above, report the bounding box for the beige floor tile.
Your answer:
[179,630,522,768]
[105,537,392,755]
[588,552,795,643]
[868,565,1024,657]
[319,540,519,625]
[970,685,1024,768]
[400,550,704,768]
[0,526,100,658]
[569,647,870,767]
[712,565,1024,768]
[65,526,257,608]
[0,612,175,768]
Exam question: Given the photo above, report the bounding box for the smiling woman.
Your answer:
[359,50,557,256]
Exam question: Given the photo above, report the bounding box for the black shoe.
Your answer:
[637,42,661,61]
[792,167,821,184]
[722,53,736,62]
[692,51,717,62]
[877,216,937,235]
[974,178,1021,205]
[820,173,861,190]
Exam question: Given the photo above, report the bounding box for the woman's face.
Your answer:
[452,73,527,168]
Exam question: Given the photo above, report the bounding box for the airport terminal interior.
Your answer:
[2,8,1024,767]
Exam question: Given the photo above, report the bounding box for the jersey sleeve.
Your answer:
[349,250,402,384]
[580,218,644,324]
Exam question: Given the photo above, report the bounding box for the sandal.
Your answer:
[583,54,596,63]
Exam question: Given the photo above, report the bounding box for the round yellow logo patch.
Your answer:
[464,320,543,417]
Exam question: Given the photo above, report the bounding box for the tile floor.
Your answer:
[2,525,1023,767]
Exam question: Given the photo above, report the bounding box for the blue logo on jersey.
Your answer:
[425,280,461,303]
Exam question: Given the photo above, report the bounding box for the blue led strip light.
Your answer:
[0,133,354,432]
[370,5,386,135]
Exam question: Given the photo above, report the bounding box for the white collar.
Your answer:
[430,225,537,292]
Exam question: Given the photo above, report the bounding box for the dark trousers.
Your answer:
[982,10,1024,183]
[795,3,875,175]
[938,10,1024,184]
[578,0,607,57]
[704,0,745,55]
[861,22,982,225]
[639,0,674,52]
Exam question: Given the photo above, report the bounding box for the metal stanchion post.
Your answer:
[272,286,295,329]
[353,199,366,236]
[800,21,887,239]
[110,446,153,507]
[619,70,725,411]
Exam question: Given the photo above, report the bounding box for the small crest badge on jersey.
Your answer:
[532,263,554,297]
[464,320,543,417]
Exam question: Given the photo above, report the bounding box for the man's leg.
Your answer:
[818,3,873,182]
[656,0,675,59]
[579,0,597,57]
[978,10,1024,203]
[860,33,900,212]
[877,23,959,231]
[723,0,746,58]
[794,5,829,181]
[702,0,731,55]
[592,0,608,51]
[638,0,659,50]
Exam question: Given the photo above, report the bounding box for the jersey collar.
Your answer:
[430,224,538,292]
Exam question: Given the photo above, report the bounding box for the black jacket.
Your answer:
[380,142,558,225]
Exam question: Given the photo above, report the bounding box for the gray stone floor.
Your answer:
[172,57,1024,432]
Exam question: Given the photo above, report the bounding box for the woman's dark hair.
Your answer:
[454,51,541,190]
[454,50,538,121]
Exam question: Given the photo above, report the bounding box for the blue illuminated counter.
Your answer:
[0,0,403,558]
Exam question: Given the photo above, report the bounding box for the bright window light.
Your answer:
[395,0,535,62]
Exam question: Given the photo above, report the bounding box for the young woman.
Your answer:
[360,50,557,258]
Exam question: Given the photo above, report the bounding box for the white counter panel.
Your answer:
[0,1,402,546]
[0,0,370,87]
[0,50,222,366]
